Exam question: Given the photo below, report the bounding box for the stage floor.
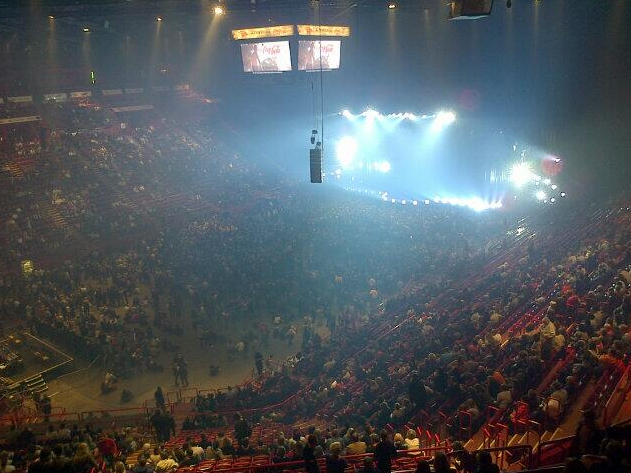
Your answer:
[0,332,73,385]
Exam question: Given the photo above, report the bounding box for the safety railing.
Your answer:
[536,435,574,467]
[475,444,534,471]
[603,364,631,426]
[458,410,473,440]
[483,422,508,451]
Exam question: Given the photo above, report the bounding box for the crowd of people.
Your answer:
[2,407,631,472]
[1,96,631,473]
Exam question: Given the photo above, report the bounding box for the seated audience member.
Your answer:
[72,443,98,473]
[404,430,420,451]
[433,452,456,473]
[132,457,154,473]
[325,443,348,473]
[415,460,431,473]
[474,451,499,473]
[155,453,178,472]
[347,432,367,454]
[358,457,379,473]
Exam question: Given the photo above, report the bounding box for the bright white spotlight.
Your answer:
[543,178,551,185]
[214,5,224,15]
[535,190,547,201]
[550,198,556,203]
[336,137,358,169]
[412,200,418,206]
[374,161,391,173]
[560,192,566,197]
[424,199,430,205]
[401,200,407,205]
[431,110,456,132]
[439,110,456,123]
[363,109,381,120]
[551,184,558,190]
[509,162,535,188]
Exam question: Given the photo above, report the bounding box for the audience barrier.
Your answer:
[166,444,534,473]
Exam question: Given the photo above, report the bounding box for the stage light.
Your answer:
[509,162,534,188]
[214,5,224,15]
[431,110,456,132]
[551,184,558,190]
[412,200,418,206]
[48,15,54,19]
[401,200,407,205]
[424,199,430,205]
[363,109,380,120]
[560,192,566,197]
[388,3,396,9]
[82,26,90,32]
[391,198,396,203]
[374,161,391,173]
[550,198,556,203]
[336,136,358,169]
[157,16,163,21]
[535,190,547,201]
[543,178,551,185]
[439,110,456,123]
[468,198,488,212]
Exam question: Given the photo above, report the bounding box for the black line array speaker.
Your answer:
[310,148,322,183]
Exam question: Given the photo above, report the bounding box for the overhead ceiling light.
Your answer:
[157,16,163,21]
[214,5,224,15]
[82,26,90,33]
[48,15,54,19]
[388,3,396,9]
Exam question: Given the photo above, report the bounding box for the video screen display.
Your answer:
[240,41,292,73]
[298,40,341,71]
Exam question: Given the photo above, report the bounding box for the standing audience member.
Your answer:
[373,431,397,473]
[303,435,319,473]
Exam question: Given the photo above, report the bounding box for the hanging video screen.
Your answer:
[240,41,292,73]
[298,40,341,71]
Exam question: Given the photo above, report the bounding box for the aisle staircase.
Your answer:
[40,202,68,229]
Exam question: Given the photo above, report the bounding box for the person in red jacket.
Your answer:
[98,433,118,468]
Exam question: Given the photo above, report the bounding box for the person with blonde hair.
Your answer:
[393,433,407,450]
[326,443,348,473]
[72,443,98,473]
[115,461,127,473]
[404,430,419,450]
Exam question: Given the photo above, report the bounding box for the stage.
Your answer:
[0,332,73,387]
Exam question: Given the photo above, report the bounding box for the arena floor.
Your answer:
[0,332,73,383]
[45,312,321,414]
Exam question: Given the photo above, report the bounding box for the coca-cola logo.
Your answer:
[262,45,281,55]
